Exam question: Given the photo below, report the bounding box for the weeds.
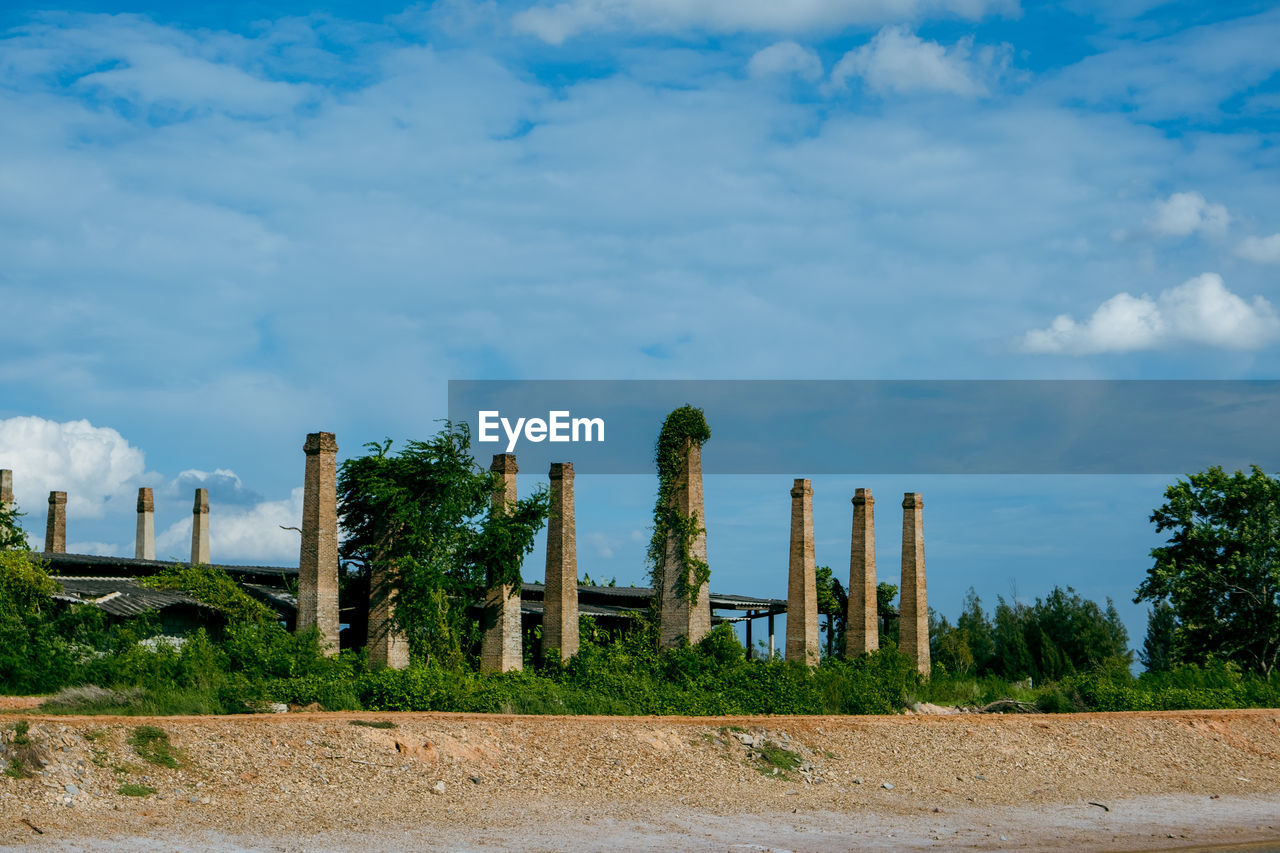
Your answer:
[348,719,396,729]
[130,725,181,769]
[3,757,29,778]
[117,783,155,797]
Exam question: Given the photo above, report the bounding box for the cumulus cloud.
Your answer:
[171,468,263,507]
[512,0,1017,44]
[0,416,147,518]
[1149,191,1229,238]
[1236,233,1280,264]
[747,41,823,81]
[1022,273,1280,354]
[156,487,303,564]
[829,26,994,96]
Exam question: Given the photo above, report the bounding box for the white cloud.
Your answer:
[1022,273,1280,354]
[1236,233,1280,264]
[512,0,1018,44]
[1149,191,1229,238]
[829,26,992,96]
[156,487,303,564]
[0,416,146,518]
[747,41,823,82]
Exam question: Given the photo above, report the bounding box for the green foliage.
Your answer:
[754,742,802,777]
[1138,466,1280,676]
[0,549,76,693]
[349,719,396,729]
[876,582,899,646]
[117,783,156,797]
[130,725,181,768]
[139,564,274,623]
[815,565,847,658]
[647,406,712,612]
[12,720,30,745]
[338,424,550,666]
[1141,601,1177,673]
[0,498,29,552]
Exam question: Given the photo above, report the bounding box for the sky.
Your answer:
[2,0,1279,658]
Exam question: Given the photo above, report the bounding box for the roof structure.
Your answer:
[52,576,218,618]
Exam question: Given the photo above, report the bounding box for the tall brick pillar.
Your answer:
[786,479,820,665]
[45,491,66,554]
[900,492,930,676]
[298,432,341,655]
[0,470,13,511]
[135,488,155,560]
[368,562,409,669]
[543,462,578,660]
[481,453,523,673]
[659,439,711,650]
[191,488,210,564]
[845,488,878,657]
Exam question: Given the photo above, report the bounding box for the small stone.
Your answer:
[975,774,988,781]
[881,782,894,790]
[64,784,79,796]
[852,777,864,785]
[431,780,446,795]
[469,775,482,785]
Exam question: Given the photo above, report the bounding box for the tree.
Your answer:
[815,564,846,659]
[877,582,899,647]
[956,588,995,673]
[1141,601,1177,673]
[337,424,550,666]
[1137,466,1280,676]
[0,499,27,552]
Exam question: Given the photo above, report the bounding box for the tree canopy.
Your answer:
[1137,465,1280,677]
[337,424,549,666]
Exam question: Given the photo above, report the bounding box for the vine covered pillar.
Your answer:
[658,438,711,649]
[481,453,523,672]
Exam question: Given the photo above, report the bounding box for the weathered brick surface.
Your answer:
[845,488,878,657]
[135,487,155,560]
[543,462,578,661]
[0,469,12,509]
[900,492,930,676]
[191,488,210,564]
[786,479,820,666]
[659,440,711,650]
[481,454,523,673]
[45,491,66,554]
[298,432,341,656]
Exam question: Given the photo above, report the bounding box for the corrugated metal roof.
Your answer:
[52,577,217,618]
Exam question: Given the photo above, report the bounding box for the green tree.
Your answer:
[0,499,27,552]
[1137,466,1280,676]
[956,588,994,673]
[877,582,898,647]
[815,564,847,659]
[1141,601,1177,673]
[338,424,550,667]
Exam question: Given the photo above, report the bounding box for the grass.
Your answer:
[117,783,156,797]
[130,725,182,769]
[3,757,30,778]
[12,720,29,746]
[348,719,397,729]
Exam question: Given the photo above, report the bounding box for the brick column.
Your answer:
[786,479,820,666]
[900,492,930,676]
[845,488,878,657]
[659,439,712,649]
[481,453,523,673]
[543,462,578,660]
[299,432,341,655]
[191,488,210,564]
[0,470,13,510]
[368,562,410,669]
[135,488,155,560]
[44,491,66,554]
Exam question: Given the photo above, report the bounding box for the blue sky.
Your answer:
[2,0,1279,657]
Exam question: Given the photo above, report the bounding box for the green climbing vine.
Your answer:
[646,406,712,610]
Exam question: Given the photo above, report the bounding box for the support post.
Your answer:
[900,492,930,676]
[768,612,775,659]
[658,439,711,649]
[785,478,820,665]
[745,615,754,659]
[481,453,523,673]
[845,488,879,657]
[299,432,341,655]
[135,488,155,560]
[543,462,578,660]
[190,488,210,564]
[45,491,66,554]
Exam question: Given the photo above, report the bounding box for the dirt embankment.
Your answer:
[2,708,1279,851]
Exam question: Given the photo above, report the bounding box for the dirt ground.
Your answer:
[2,708,1279,851]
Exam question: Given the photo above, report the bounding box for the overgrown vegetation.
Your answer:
[140,564,274,623]
[130,725,181,768]
[117,783,156,797]
[647,406,712,612]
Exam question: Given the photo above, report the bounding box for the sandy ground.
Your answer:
[2,708,1279,851]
